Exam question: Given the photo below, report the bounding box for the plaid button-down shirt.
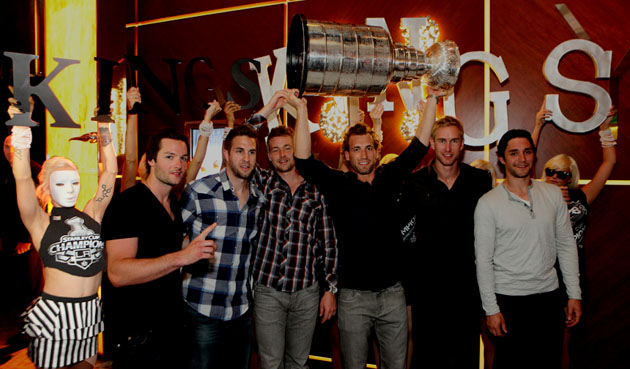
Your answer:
[252,172,338,293]
[181,170,263,321]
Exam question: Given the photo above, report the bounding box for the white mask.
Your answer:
[49,170,80,207]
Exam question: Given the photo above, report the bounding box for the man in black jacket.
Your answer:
[400,116,492,369]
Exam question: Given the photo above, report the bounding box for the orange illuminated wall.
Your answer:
[44,0,98,210]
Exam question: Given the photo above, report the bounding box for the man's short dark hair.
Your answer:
[145,129,189,174]
[341,123,381,153]
[267,126,294,149]
[224,124,257,151]
[497,129,536,159]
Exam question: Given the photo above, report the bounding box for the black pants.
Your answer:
[491,290,565,369]
[410,299,481,369]
[111,325,187,369]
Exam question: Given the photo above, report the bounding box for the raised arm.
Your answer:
[107,223,217,287]
[186,100,221,183]
[582,107,617,205]
[83,122,117,222]
[8,106,48,243]
[122,87,141,191]
[416,87,449,145]
[285,89,311,159]
[532,99,551,148]
[254,89,290,120]
[224,100,240,129]
[369,103,384,142]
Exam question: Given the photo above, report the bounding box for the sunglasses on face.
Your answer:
[545,168,572,180]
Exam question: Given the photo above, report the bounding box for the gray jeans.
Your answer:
[253,283,320,369]
[338,282,408,369]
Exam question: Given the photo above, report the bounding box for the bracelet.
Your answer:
[199,120,214,137]
[599,128,616,147]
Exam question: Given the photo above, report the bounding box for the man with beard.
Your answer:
[399,116,492,368]
[104,130,217,369]
[252,122,338,369]
[181,124,263,369]
[293,88,447,369]
[474,129,581,369]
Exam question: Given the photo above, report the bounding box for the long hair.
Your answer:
[36,156,79,208]
[541,154,580,190]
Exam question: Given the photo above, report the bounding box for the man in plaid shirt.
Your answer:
[252,113,338,368]
[181,124,262,369]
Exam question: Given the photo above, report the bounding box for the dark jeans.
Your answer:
[491,290,565,369]
[111,326,186,369]
[186,304,252,369]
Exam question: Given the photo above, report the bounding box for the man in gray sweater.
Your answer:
[474,129,581,369]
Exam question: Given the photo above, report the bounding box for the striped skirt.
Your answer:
[22,292,104,369]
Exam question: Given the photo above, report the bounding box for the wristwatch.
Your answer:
[327,284,338,295]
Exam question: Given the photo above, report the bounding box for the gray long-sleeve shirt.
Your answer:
[474,180,581,316]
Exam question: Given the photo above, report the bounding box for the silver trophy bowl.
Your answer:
[287,14,461,97]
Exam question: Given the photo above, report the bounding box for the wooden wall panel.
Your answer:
[131,4,285,151]
[134,0,263,23]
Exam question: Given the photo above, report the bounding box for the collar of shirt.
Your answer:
[219,169,262,200]
[267,171,307,193]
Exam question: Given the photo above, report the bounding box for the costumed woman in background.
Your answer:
[533,102,617,260]
[9,104,117,369]
[533,100,617,369]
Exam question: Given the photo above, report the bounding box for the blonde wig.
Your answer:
[541,154,580,189]
[470,159,498,187]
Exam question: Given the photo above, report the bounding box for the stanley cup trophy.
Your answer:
[287,14,461,96]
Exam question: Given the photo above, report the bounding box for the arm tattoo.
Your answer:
[99,127,112,147]
[95,184,113,202]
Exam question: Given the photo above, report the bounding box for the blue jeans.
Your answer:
[185,304,252,369]
[253,283,320,369]
[337,282,408,369]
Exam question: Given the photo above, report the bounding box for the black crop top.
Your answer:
[39,207,105,277]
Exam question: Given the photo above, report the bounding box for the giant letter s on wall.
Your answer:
[543,39,612,133]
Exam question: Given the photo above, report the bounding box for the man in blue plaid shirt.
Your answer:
[181,124,262,369]
[251,91,338,369]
